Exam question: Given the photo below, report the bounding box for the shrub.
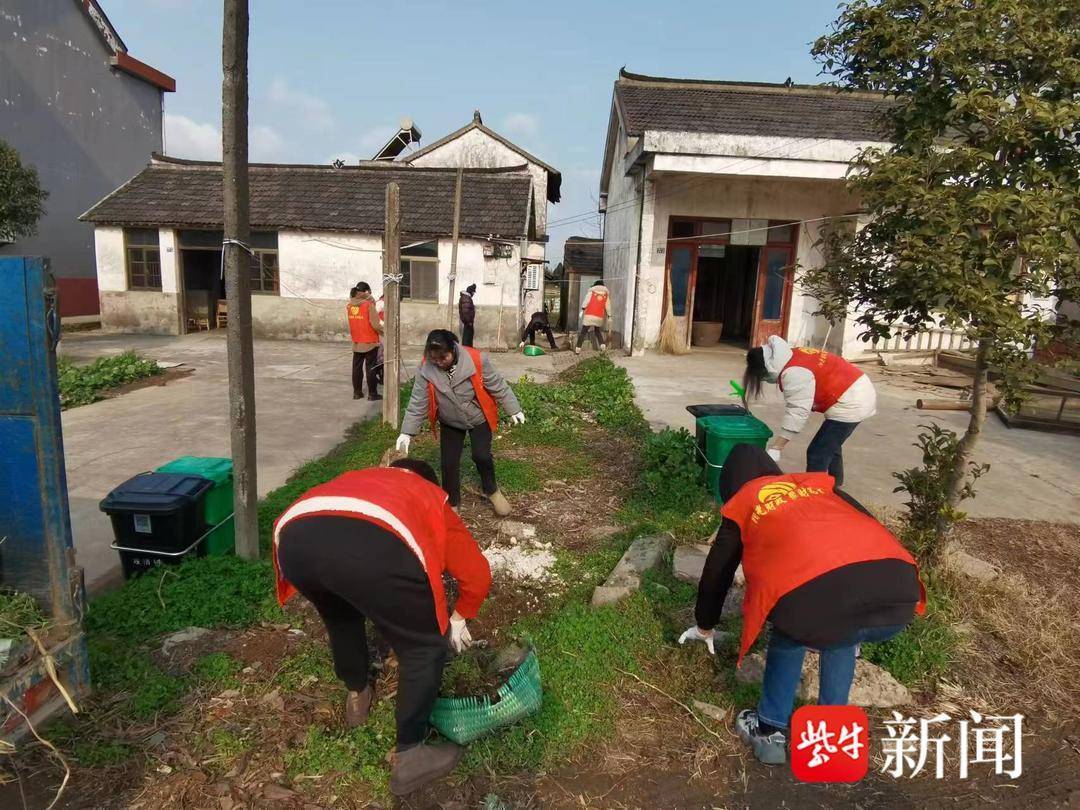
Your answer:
[58,351,161,408]
[637,428,704,513]
[893,423,988,563]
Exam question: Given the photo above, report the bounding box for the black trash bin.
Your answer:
[100,472,214,578]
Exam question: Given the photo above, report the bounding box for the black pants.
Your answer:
[461,323,474,347]
[352,347,379,397]
[440,421,497,507]
[806,419,860,486]
[277,517,447,748]
[577,324,604,349]
[523,323,557,349]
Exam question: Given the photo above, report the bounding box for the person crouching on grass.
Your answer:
[397,329,525,516]
[679,444,924,766]
[273,459,491,796]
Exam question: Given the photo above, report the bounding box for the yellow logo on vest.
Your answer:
[751,481,827,524]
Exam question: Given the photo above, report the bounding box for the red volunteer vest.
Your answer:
[583,290,608,318]
[426,346,499,434]
[347,299,379,344]
[273,468,476,633]
[721,472,925,663]
[779,347,863,412]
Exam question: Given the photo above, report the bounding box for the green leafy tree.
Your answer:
[805,0,1079,524]
[0,139,48,244]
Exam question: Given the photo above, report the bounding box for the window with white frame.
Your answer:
[400,241,439,301]
[124,227,162,290]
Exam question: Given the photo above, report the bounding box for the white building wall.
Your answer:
[408,128,551,237]
[94,226,126,291]
[600,123,643,350]
[159,228,180,295]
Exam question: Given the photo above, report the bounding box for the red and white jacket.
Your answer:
[272,467,491,633]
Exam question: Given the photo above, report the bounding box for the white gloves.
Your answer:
[678,626,716,655]
[510,412,526,426]
[766,447,782,463]
[395,434,412,454]
[449,613,473,653]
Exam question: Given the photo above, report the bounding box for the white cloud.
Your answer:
[358,126,397,153]
[164,113,220,160]
[267,78,334,131]
[503,112,539,137]
[163,113,287,162]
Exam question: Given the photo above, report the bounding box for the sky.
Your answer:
[103,0,845,262]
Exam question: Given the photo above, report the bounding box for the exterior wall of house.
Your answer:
[408,129,550,237]
[600,123,645,350]
[0,0,164,317]
[95,226,523,347]
[636,173,858,352]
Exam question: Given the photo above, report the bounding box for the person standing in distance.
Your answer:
[459,284,477,347]
[347,282,383,401]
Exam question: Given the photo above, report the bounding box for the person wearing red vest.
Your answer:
[347,282,383,401]
[743,335,876,485]
[274,459,492,795]
[575,280,611,354]
[397,329,525,516]
[679,444,924,765]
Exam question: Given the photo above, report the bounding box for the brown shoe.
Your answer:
[345,685,373,728]
[487,490,511,517]
[389,742,462,796]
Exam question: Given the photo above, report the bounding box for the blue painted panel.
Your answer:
[0,257,33,413]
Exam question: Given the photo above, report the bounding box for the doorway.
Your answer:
[181,249,223,332]
[663,218,796,350]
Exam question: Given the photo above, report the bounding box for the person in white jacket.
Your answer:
[743,336,876,485]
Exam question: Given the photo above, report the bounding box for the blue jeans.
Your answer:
[805,419,859,486]
[757,624,906,729]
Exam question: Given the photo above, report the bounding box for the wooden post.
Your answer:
[222,0,258,559]
[445,166,463,330]
[381,182,402,428]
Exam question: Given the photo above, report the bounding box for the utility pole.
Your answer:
[445,166,463,329]
[222,0,258,559]
[381,182,401,428]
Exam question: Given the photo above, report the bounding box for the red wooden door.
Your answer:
[750,245,795,347]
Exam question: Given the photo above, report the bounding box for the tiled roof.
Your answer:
[563,237,603,275]
[615,70,891,142]
[80,156,532,239]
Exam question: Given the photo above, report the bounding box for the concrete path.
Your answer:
[614,345,1080,523]
[58,333,567,595]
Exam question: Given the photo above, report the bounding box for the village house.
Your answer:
[561,236,603,333]
[599,69,924,358]
[0,0,175,317]
[79,154,537,346]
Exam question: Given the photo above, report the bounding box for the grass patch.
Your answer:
[276,641,338,691]
[285,701,396,800]
[462,593,665,772]
[58,351,161,408]
[861,573,957,686]
[193,652,244,689]
[206,727,249,765]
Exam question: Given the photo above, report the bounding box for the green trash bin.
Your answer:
[697,414,773,503]
[156,456,234,555]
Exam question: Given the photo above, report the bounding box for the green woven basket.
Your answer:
[430,648,543,744]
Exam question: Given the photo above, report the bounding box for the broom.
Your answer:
[657,269,690,356]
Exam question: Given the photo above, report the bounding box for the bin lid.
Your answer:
[156,456,232,484]
[686,403,748,418]
[699,414,773,438]
[99,472,213,514]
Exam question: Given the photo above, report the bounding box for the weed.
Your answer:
[206,727,249,764]
[563,357,648,434]
[0,589,50,641]
[58,351,161,408]
[72,740,132,768]
[193,652,244,689]
[276,642,338,691]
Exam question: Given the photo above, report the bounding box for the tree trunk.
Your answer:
[939,337,991,535]
[222,0,258,559]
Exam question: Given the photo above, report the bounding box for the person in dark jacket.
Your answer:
[458,284,476,347]
[274,459,492,796]
[679,444,924,765]
[518,308,558,350]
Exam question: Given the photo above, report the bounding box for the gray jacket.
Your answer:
[401,348,521,435]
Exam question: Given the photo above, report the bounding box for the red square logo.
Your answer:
[790,705,869,783]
